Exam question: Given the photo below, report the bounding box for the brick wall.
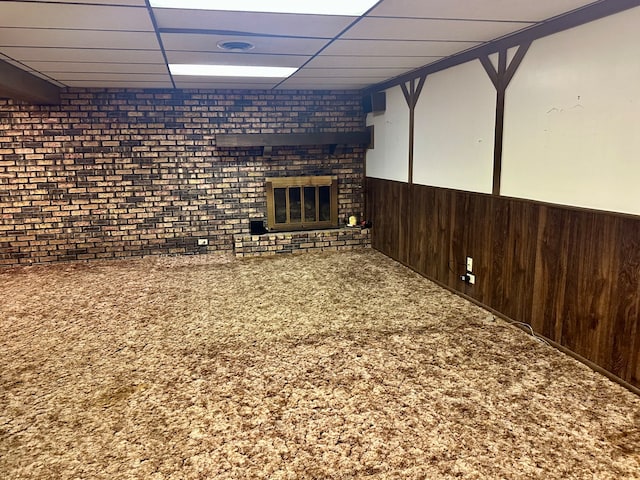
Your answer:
[0,89,366,266]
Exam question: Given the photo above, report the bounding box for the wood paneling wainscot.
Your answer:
[366,177,640,389]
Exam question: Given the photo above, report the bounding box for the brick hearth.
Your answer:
[234,228,370,258]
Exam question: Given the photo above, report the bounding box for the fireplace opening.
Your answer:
[266,176,338,232]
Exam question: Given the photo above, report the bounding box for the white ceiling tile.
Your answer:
[175,84,277,90]
[343,17,534,42]
[55,72,171,82]
[0,53,24,69]
[276,79,369,90]
[154,10,353,38]
[0,47,165,64]
[291,76,388,84]
[25,62,168,75]
[63,80,173,88]
[322,39,480,57]
[0,29,160,50]
[368,0,598,22]
[0,2,153,31]
[293,67,408,78]
[279,86,367,91]
[161,33,328,56]
[26,71,66,87]
[175,76,279,87]
[307,55,441,69]
[173,80,281,89]
[32,0,146,5]
[165,51,309,68]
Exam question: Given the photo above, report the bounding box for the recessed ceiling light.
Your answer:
[149,0,379,16]
[217,41,255,52]
[169,64,298,78]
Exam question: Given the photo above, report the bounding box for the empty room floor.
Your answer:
[1,249,639,479]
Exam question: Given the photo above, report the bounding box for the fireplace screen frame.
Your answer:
[266,176,338,232]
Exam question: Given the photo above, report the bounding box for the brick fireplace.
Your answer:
[0,89,368,266]
[234,173,370,258]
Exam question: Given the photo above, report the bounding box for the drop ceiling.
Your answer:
[0,0,603,92]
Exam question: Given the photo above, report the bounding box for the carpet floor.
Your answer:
[1,249,639,479]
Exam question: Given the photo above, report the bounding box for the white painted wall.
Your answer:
[365,85,409,182]
[413,59,496,193]
[502,7,640,215]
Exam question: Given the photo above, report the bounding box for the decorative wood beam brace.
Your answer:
[0,59,60,105]
[400,75,427,185]
[400,82,412,109]
[504,41,532,87]
[480,43,531,195]
[412,75,427,110]
[479,56,499,90]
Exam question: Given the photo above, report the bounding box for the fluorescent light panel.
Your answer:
[170,64,298,78]
[149,0,379,16]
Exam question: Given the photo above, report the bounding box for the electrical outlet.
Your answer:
[466,256,473,272]
[461,273,476,285]
[197,238,209,246]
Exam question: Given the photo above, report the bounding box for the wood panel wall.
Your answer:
[366,177,640,388]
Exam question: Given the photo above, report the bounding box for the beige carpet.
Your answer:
[1,249,639,479]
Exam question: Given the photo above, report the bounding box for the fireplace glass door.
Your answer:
[266,176,338,231]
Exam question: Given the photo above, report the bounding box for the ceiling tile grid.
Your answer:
[154,10,355,38]
[0,0,600,92]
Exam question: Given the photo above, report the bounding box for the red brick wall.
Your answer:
[0,89,366,266]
